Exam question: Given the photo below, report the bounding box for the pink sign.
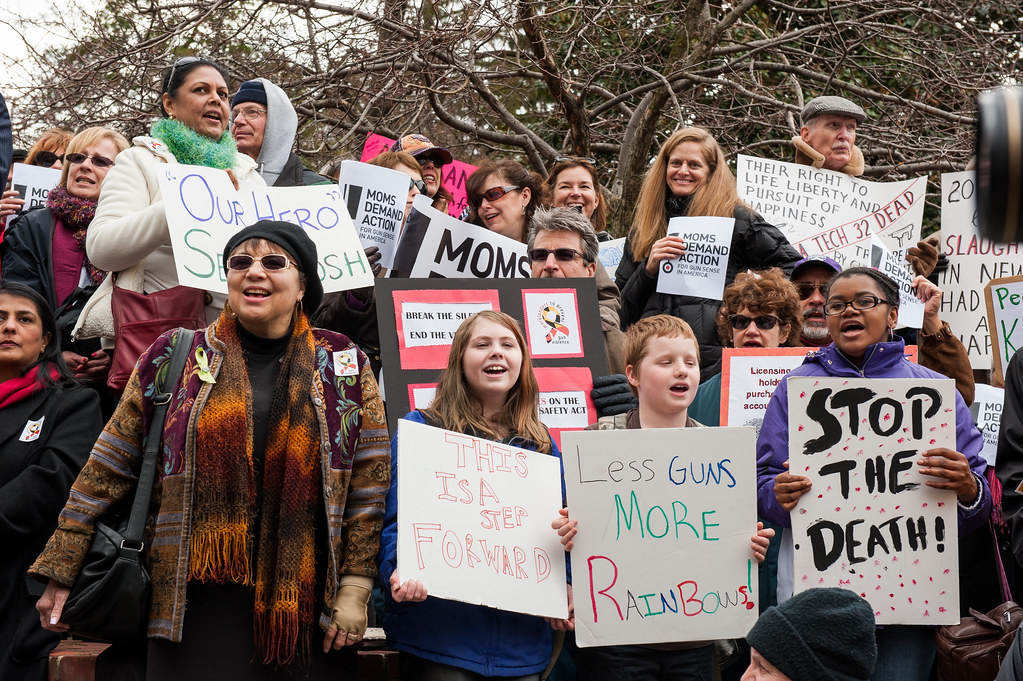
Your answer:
[360,132,477,218]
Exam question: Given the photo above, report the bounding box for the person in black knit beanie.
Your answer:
[742,587,877,681]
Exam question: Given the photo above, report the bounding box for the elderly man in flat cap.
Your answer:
[792,95,866,176]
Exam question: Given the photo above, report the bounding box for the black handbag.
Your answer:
[59,329,195,644]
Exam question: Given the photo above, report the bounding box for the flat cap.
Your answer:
[800,96,866,124]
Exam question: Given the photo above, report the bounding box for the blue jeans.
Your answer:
[576,643,714,681]
[871,626,936,681]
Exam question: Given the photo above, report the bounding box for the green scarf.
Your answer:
[150,117,238,169]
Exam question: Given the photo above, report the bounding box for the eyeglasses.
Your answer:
[473,185,521,207]
[795,282,829,300]
[65,152,115,169]
[528,247,590,263]
[728,314,780,331]
[409,178,427,193]
[823,295,891,316]
[554,156,597,165]
[226,254,297,272]
[230,107,267,124]
[32,151,64,167]
[418,156,446,169]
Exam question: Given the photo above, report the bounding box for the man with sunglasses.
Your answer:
[231,79,330,187]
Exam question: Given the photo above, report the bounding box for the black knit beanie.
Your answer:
[746,588,877,681]
[231,80,267,109]
[223,220,323,314]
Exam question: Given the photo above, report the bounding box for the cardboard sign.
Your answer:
[338,160,412,269]
[936,171,1023,369]
[158,164,373,293]
[788,377,959,625]
[360,132,477,218]
[970,383,1004,468]
[10,163,61,211]
[390,195,529,279]
[870,233,924,329]
[985,275,1023,384]
[736,156,925,270]
[656,216,735,300]
[599,238,626,274]
[395,419,568,618]
[562,427,759,647]
[376,278,609,448]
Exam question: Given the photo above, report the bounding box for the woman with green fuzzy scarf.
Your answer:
[72,56,265,347]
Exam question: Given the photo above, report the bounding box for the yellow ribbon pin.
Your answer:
[195,347,216,384]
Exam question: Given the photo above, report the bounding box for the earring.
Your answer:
[224,300,237,319]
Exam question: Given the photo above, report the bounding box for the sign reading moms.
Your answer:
[396,419,568,618]
[158,164,373,293]
[562,427,758,647]
[787,377,959,625]
[736,155,925,270]
[656,216,735,300]
[338,159,412,269]
[11,163,61,211]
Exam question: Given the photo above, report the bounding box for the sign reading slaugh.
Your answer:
[158,164,374,293]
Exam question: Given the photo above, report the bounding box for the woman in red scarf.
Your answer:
[0,283,103,680]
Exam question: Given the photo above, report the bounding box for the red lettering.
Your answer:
[412,523,441,569]
[588,555,623,622]
[677,580,704,616]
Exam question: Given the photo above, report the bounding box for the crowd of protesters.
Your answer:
[0,54,1018,681]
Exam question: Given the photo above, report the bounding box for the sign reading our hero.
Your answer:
[656,216,735,300]
[396,419,568,619]
[736,156,925,271]
[338,160,412,269]
[158,164,373,293]
[985,275,1023,385]
[562,427,759,647]
[788,377,959,625]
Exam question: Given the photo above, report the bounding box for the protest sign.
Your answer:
[656,216,734,300]
[599,237,626,274]
[870,233,924,329]
[360,132,477,218]
[338,160,411,269]
[562,427,759,646]
[158,164,373,294]
[985,275,1023,384]
[396,419,568,618]
[736,156,925,270]
[390,195,529,279]
[376,278,608,446]
[788,377,959,625]
[970,383,1004,468]
[10,163,61,211]
[936,171,1023,369]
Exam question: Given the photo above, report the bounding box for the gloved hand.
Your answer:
[591,374,638,417]
[905,238,938,277]
[324,576,372,652]
[365,246,383,277]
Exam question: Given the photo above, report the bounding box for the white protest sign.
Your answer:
[970,383,1004,468]
[984,276,1023,384]
[11,163,61,211]
[656,216,734,300]
[396,419,568,618]
[788,377,959,624]
[721,348,811,430]
[562,427,758,647]
[158,164,373,294]
[338,160,410,269]
[870,233,924,329]
[736,155,925,270]
[599,237,626,274]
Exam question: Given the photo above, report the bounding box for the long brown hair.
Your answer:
[423,310,552,453]
[545,158,608,233]
[629,127,747,260]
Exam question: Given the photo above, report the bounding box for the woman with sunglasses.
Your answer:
[2,127,129,385]
[0,128,74,224]
[34,220,389,680]
[756,267,990,681]
[615,127,800,381]
[72,56,264,350]
[545,156,614,241]
[465,159,545,242]
[390,134,455,214]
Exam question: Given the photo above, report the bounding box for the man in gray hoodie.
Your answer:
[231,78,329,187]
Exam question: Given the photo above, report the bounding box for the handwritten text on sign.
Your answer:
[788,377,959,625]
[562,427,758,647]
[396,419,568,618]
[984,276,1023,385]
[158,164,373,293]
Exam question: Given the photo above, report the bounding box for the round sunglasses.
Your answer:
[226,254,297,271]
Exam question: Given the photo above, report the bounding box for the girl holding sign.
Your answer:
[756,267,990,681]
[615,127,800,381]
[379,310,567,680]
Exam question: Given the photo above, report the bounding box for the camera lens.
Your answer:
[976,86,1023,243]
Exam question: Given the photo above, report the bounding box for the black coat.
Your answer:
[0,384,102,680]
[615,201,800,379]
[274,152,331,187]
[997,349,1023,600]
[1,207,59,310]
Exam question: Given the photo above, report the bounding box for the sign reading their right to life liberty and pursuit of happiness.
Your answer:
[395,419,568,619]
[787,377,959,625]
[561,427,759,647]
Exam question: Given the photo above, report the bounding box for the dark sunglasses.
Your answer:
[795,282,828,300]
[528,247,589,263]
[409,178,428,193]
[554,156,597,165]
[728,314,780,331]
[472,185,521,206]
[226,254,296,271]
[65,152,115,169]
[32,151,64,167]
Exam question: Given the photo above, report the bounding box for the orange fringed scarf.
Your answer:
[190,311,321,667]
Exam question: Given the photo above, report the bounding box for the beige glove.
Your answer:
[328,576,372,641]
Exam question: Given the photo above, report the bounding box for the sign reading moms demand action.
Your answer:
[338,160,412,269]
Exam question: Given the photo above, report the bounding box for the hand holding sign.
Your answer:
[644,235,687,276]
[773,460,812,512]
[917,447,979,502]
